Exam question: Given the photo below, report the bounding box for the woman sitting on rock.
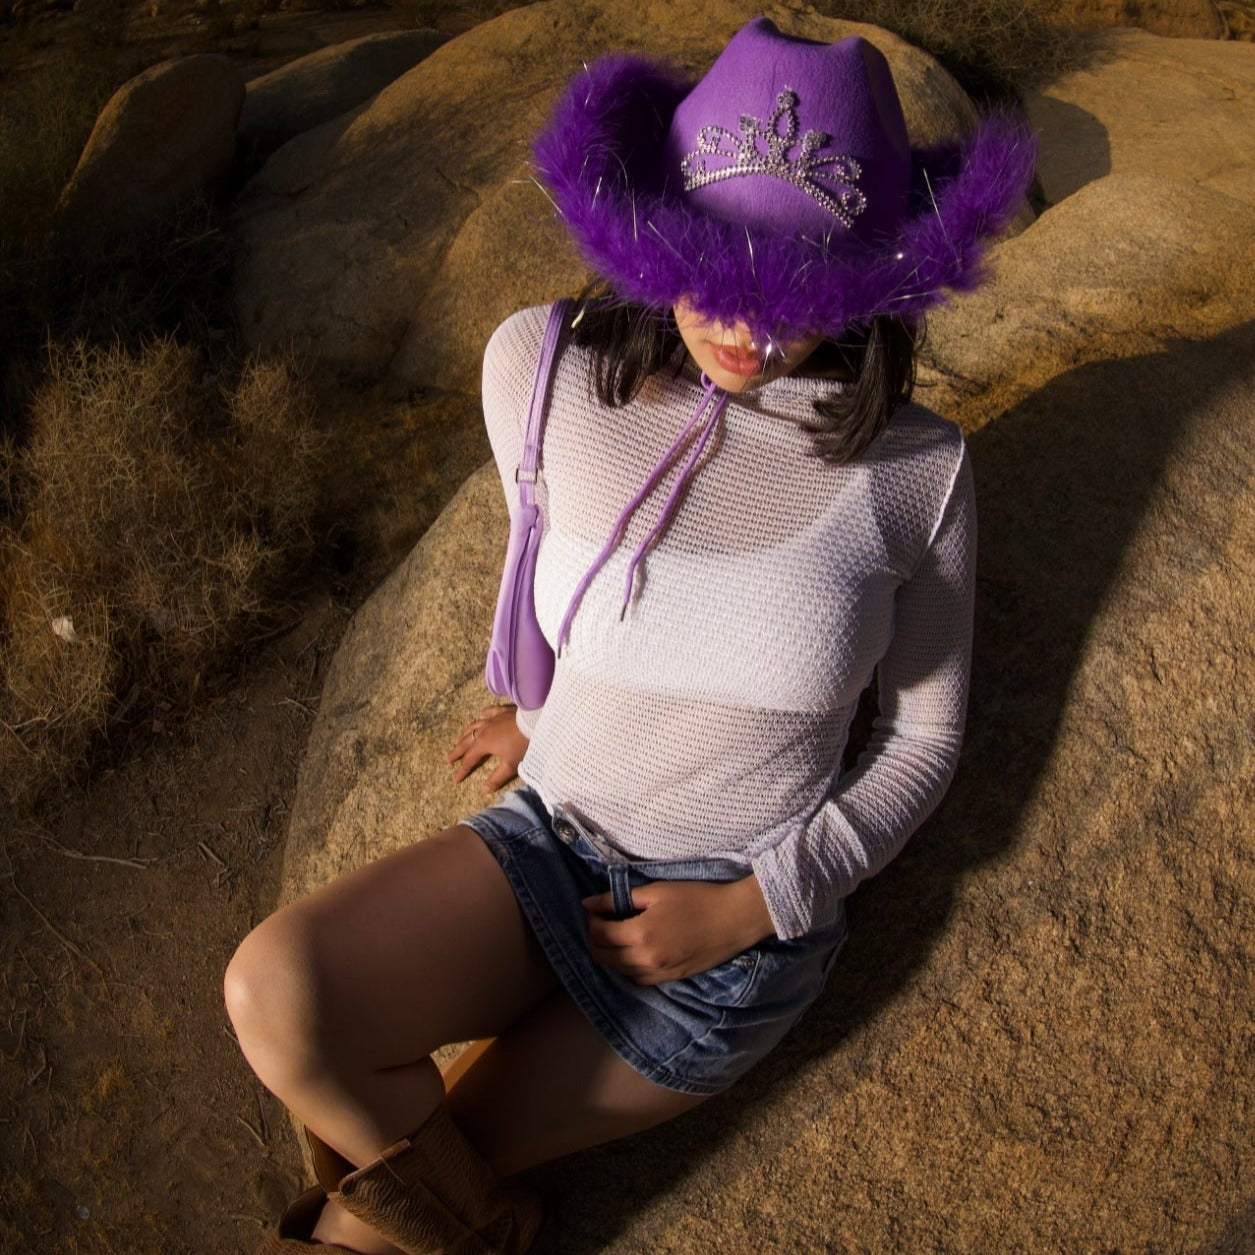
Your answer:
[225,18,1034,1254]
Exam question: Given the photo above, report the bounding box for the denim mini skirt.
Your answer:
[462,786,847,1096]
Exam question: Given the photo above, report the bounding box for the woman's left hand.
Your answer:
[445,705,529,792]
[583,876,776,985]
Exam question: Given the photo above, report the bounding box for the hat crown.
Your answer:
[664,19,910,244]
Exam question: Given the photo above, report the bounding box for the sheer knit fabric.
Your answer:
[482,304,975,941]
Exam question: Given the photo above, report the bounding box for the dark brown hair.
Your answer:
[568,281,920,465]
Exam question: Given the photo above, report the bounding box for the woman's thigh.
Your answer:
[446,988,709,1177]
[227,824,559,1068]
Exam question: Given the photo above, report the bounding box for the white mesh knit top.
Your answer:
[483,304,975,940]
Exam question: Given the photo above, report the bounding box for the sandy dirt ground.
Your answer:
[1,576,353,1253]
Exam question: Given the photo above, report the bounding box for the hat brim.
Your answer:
[533,52,1037,342]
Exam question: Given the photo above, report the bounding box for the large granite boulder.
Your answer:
[925,30,1255,422]
[58,55,245,242]
[924,172,1255,424]
[239,29,450,158]
[610,326,1250,1253]
[282,461,504,900]
[275,14,1255,1251]
[232,0,982,395]
[1026,28,1255,208]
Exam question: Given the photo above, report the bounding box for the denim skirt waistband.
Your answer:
[461,786,846,1096]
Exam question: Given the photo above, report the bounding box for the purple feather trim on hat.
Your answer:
[533,52,1037,344]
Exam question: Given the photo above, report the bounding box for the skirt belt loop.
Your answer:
[608,863,636,919]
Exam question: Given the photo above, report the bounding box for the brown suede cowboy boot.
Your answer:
[257,1108,541,1255]
[254,1185,361,1254]
[330,1105,542,1255]
[253,1128,359,1254]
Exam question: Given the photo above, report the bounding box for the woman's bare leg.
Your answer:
[225,822,712,1250]
[223,824,558,1251]
[447,988,710,1178]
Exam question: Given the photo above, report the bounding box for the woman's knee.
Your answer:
[224,906,330,1089]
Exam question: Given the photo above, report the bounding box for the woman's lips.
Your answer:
[710,343,764,377]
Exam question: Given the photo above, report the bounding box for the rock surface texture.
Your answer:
[279,6,1255,1251]
[1026,29,1255,207]
[238,29,450,158]
[58,54,245,241]
[923,172,1255,422]
[926,29,1255,422]
[285,462,504,898]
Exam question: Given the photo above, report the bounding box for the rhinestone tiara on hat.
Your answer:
[680,88,867,230]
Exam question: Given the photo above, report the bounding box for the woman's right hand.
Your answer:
[446,705,530,793]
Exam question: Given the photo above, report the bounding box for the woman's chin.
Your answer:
[706,367,762,393]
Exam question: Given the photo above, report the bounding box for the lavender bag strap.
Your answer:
[517,298,570,516]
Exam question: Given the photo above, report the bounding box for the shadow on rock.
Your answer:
[1022,94,1111,205]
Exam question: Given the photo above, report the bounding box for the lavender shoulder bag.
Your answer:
[484,299,569,711]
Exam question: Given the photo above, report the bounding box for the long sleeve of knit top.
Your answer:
[483,305,975,940]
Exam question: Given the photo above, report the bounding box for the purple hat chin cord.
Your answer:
[555,373,728,653]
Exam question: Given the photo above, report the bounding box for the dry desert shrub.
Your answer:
[226,354,322,544]
[815,0,1074,96]
[0,336,319,808]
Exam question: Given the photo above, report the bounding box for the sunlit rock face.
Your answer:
[238,29,450,159]
[1026,28,1255,209]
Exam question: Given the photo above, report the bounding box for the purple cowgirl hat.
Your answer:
[533,17,1036,344]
